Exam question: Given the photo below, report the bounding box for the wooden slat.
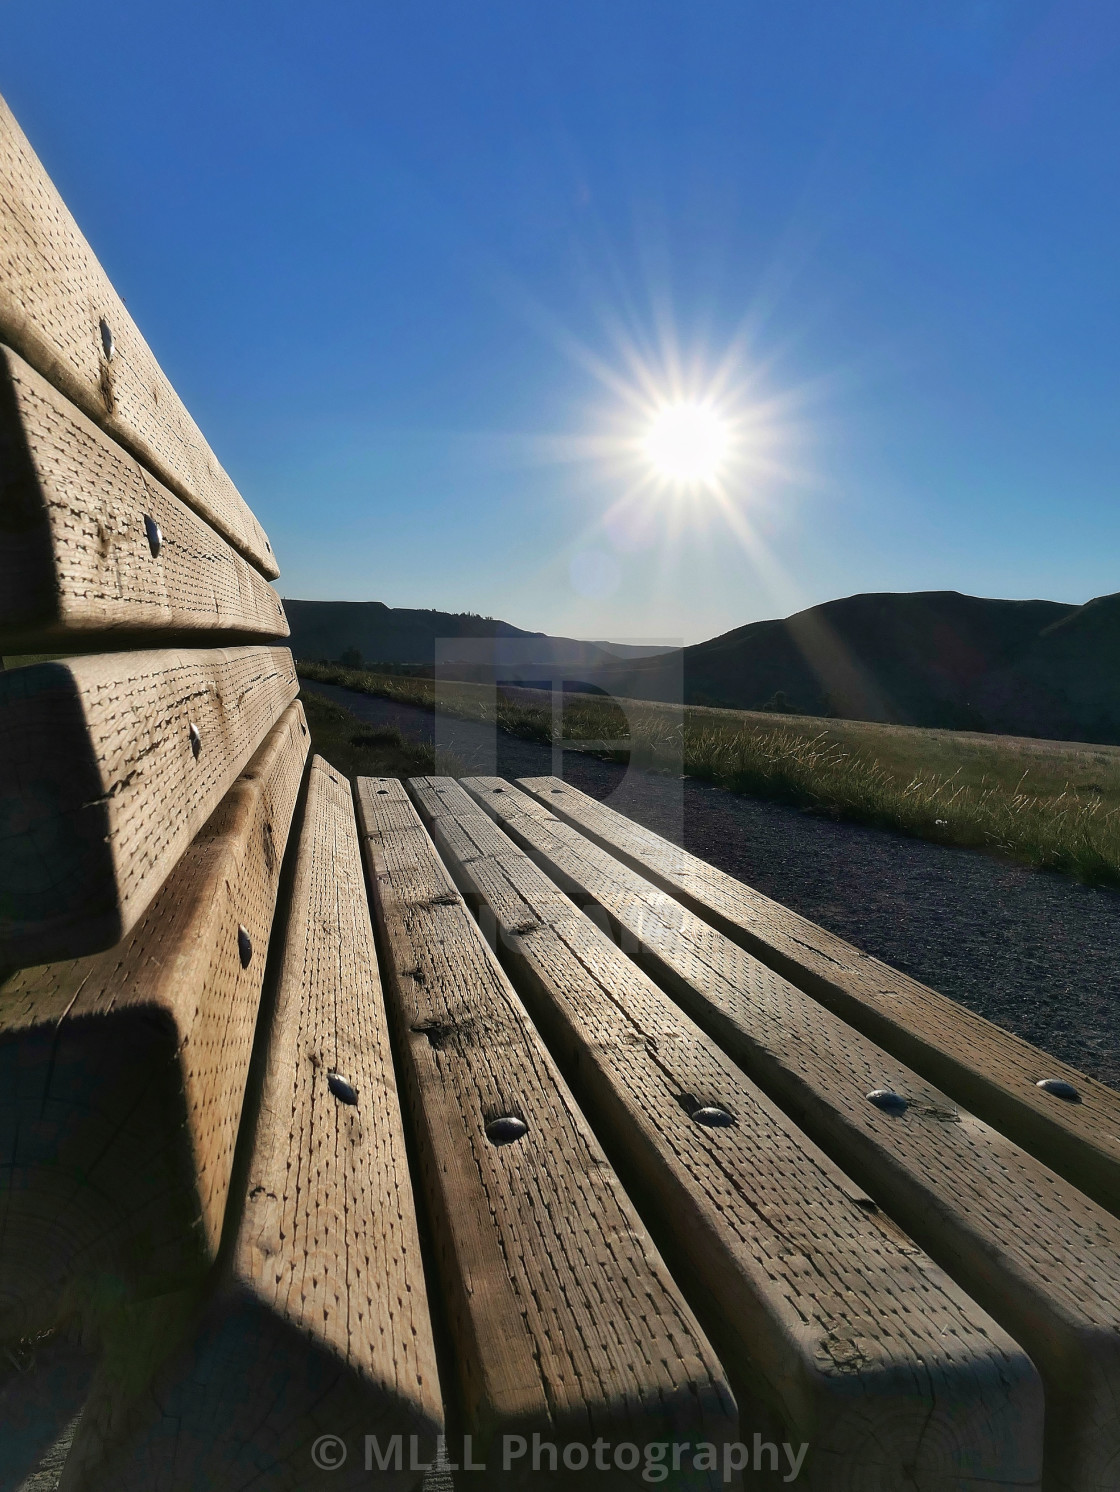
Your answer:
[411,776,1043,1488]
[354,777,738,1478]
[0,93,277,578]
[0,1328,93,1490]
[471,778,1120,1491]
[0,702,308,1343]
[518,776,1120,1218]
[0,346,288,651]
[65,758,442,1492]
[0,644,298,965]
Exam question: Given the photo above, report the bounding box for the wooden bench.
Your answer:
[2,85,1119,1492]
[457,775,1120,1490]
[406,776,1040,1486]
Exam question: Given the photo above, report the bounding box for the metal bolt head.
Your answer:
[485,1115,528,1146]
[188,723,201,759]
[1036,1078,1081,1103]
[867,1088,908,1114]
[143,514,163,557]
[99,318,115,361]
[237,925,252,967]
[328,1072,358,1105]
[691,1105,736,1128]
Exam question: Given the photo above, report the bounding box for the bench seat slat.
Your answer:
[355,777,737,1483]
[0,93,277,578]
[492,776,1120,1491]
[0,347,288,651]
[0,644,298,965]
[517,776,1120,1219]
[0,702,308,1342]
[67,757,442,1491]
[412,776,1043,1490]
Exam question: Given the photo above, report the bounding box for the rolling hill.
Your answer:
[283,599,672,672]
[286,591,1120,744]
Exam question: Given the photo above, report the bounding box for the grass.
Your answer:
[297,661,1120,885]
[299,688,464,784]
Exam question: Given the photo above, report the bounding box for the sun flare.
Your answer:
[643,402,729,485]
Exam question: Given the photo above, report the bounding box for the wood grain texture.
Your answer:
[65,758,442,1492]
[0,644,298,965]
[471,778,1120,1492]
[411,776,1043,1492]
[0,346,289,651]
[0,702,308,1342]
[0,94,277,578]
[518,776,1120,1221]
[355,776,737,1490]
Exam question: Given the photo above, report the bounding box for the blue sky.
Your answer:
[5,2,1120,643]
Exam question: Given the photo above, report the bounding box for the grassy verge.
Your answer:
[299,688,464,784]
[297,662,1120,884]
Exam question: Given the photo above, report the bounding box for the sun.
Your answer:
[643,402,729,486]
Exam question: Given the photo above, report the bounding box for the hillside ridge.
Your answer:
[286,589,1120,743]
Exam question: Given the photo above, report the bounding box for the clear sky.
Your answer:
[5,2,1119,644]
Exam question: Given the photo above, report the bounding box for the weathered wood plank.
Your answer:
[472,777,1120,1491]
[0,1328,94,1491]
[0,346,288,651]
[64,758,442,1492]
[0,93,277,578]
[0,702,308,1342]
[355,777,737,1486]
[0,644,298,965]
[518,776,1120,1219]
[412,776,1043,1490]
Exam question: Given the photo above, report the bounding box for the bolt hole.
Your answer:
[867,1088,908,1114]
[1036,1078,1081,1103]
[188,723,201,759]
[328,1072,358,1105]
[237,925,253,967]
[485,1115,528,1146]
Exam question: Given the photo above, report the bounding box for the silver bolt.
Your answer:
[485,1115,528,1146]
[143,514,163,557]
[1036,1078,1081,1103]
[328,1072,358,1105]
[189,723,201,759]
[867,1088,908,1114]
[691,1105,736,1128]
[99,319,115,361]
[237,925,252,967]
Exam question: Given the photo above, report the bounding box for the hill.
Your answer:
[283,599,672,672]
[285,590,1120,745]
[590,590,1120,743]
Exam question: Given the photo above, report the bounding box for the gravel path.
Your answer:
[304,680,1120,1089]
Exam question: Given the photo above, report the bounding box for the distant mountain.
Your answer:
[283,599,673,671]
[589,590,1120,743]
[287,591,1120,744]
